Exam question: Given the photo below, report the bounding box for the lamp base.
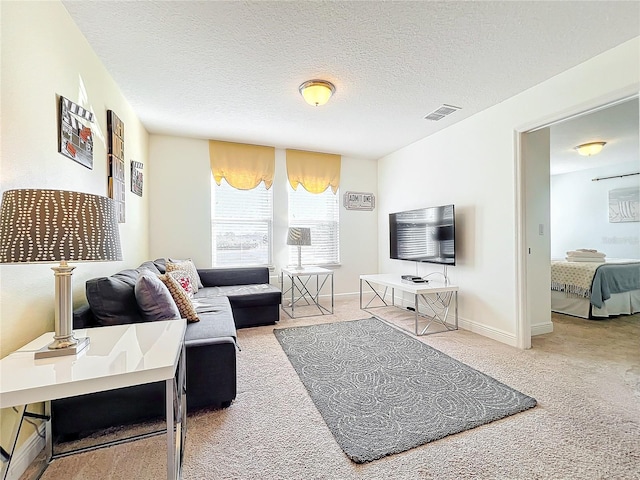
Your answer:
[34,336,90,359]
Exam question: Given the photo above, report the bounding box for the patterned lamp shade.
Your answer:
[0,189,122,263]
[287,227,311,246]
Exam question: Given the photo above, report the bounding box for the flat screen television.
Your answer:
[389,204,456,265]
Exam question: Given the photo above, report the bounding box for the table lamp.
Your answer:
[0,189,122,359]
[287,227,311,270]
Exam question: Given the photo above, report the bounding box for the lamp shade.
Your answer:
[287,227,311,246]
[0,189,122,263]
[299,80,335,107]
[575,141,606,156]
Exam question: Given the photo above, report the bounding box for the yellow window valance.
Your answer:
[209,140,275,190]
[286,149,341,194]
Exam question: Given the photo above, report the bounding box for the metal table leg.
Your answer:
[166,342,186,480]
[1,405,49,480]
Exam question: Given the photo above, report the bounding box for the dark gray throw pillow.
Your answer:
[86,269,143,326]
[135,273,181,321]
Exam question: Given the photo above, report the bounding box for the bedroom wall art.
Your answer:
[107,110,126,222]
[608,186,639,223]
[131,160,143,196]
[58,95,94,169]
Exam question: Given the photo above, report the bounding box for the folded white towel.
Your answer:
[565,256,605,263]
[566,250,606,258]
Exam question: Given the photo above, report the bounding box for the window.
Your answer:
[211,178,272,267]
[288,185,340,265]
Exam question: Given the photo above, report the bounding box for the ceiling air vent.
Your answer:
[424,104,461,121]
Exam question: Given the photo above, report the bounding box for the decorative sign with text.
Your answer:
[343,191,375,211]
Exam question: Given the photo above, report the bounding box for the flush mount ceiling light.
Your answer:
[575,141,606,156]
[299,80,335,107]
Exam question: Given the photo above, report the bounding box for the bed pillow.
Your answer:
[134,273,181,322]
[158,273,199,323]
[167,258,204,290]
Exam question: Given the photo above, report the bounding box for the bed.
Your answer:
[551,259,640,319]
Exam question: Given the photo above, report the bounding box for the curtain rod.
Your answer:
[591,172,639,182]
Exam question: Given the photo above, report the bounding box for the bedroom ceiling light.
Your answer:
[575,141,606,156]
[299,80,335,107]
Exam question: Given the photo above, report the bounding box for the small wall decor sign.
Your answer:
[58,95,94,169]
[609,187,639,223]
[107,110,126,222]
[343,191,375,211]
[131,161,143,196]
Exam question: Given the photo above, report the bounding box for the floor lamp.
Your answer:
[0,189,122,359]
[287,227,311,270]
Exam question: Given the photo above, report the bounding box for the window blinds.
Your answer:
[211,179,273,267]
[288,184,340,266]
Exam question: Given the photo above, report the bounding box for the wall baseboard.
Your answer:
[6,424,46,480]
[335,292,360,300]
[283,290,551,345]
[457,316,519,347]
[371,294,520,347]
[531,322,554,336]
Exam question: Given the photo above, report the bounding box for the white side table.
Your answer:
[280,266,334,318]
[0,319,186,480]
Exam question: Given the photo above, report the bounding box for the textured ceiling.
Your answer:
[62,1,640,160]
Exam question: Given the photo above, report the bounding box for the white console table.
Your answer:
[360,273,458,336]
[0,319,186,480]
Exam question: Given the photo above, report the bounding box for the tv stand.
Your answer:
[359,273,458,336]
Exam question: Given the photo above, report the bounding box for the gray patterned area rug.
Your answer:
[274,318,537,463]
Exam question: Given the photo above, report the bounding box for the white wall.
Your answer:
[1,0,149,354]
[148,135,378,295]
[0,0,149,465]
[551,161,640,259]
[523,129,552,336]
[377,37,640,346]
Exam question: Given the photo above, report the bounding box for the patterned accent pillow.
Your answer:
[166,259,203,293]
[167,270,193,298]
[158,274,199,323]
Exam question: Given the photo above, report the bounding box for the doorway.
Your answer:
[515,92,639,349]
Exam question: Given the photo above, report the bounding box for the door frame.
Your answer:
[514,88,639,349]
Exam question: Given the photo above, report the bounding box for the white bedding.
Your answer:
[550,258,640,319]
[551,289,640,319]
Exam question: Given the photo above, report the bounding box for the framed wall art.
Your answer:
[609,187,639,223]
[107,110,126,222]
[58,95,94,169]
[131,161,143,197]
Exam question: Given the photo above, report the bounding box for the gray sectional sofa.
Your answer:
[52,258,281,440]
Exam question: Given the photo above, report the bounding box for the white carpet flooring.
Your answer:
[36,297,640,479]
